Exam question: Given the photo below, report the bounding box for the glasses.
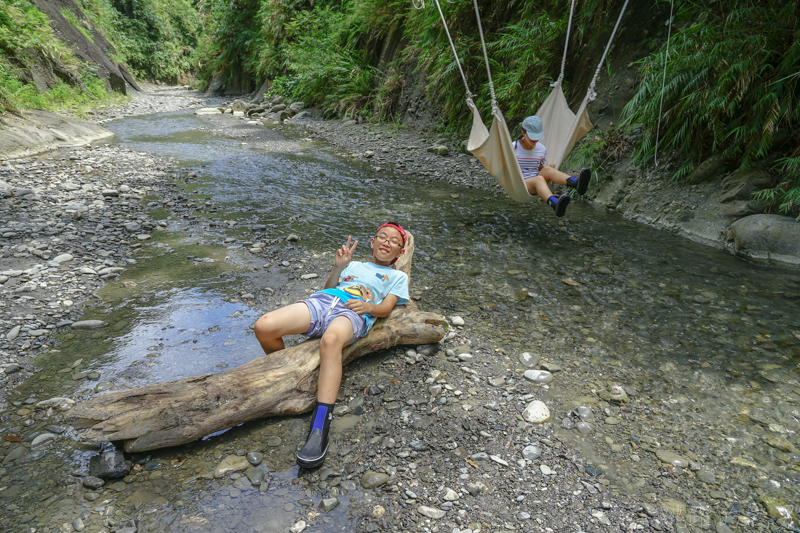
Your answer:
[375,233,403,248]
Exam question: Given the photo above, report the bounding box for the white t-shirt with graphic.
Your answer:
[514,140,547,179]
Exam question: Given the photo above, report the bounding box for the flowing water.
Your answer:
[3,108,799,532]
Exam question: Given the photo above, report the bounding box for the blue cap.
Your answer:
[520,115,544,140]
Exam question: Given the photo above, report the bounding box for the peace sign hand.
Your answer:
[334,235,358,269]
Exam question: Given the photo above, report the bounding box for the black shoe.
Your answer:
[554,194,570,217]
[576,168,591,195]
[297,402,333,469]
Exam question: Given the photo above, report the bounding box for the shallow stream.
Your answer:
[3,108,799,532]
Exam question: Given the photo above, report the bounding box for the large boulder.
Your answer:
[729,214,800,266]
[205,75,225,96]
[720,169,775,203]
[232,99,250,113]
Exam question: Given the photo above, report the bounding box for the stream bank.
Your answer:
[1,90,799,533]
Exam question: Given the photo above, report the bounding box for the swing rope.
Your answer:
[553,0,578,88]
[471,0,497,112]
[654,0,674,168]
[587,0,630,101]
[431,0,474,99]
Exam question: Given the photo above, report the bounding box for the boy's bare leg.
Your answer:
[539,165,570,185]
[316,316,354,404]
[525,175,555,203]
[254,303,312,354]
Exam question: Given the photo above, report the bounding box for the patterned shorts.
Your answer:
[298,292,367,345]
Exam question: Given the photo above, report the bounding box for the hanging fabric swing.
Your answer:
[429,0,629,203]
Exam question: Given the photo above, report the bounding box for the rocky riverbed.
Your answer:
[0,88,798,533]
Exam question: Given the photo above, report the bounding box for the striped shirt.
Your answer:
[514,140,547,179]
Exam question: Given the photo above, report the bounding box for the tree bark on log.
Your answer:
[65,232,448,453]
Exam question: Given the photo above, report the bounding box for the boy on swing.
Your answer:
[516,115,591,217]
[254,223,410,468]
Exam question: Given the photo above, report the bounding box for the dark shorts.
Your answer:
[298,292,367,345]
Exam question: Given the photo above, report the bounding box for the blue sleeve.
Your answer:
[388,271,410,306]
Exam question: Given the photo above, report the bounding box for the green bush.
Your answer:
[624,0,800,217]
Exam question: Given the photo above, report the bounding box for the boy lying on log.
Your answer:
[254,222,410,468]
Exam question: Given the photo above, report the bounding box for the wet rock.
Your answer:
[73,517,85,531]
[286,234,299,242]
[89,451,129,479]
[576,406,593,419]
[758,494,797,525]
[591,510,611,526]
[607,385,629,404]
[36,397,75,411]
[522,369,553,384]
[16,450,47,464]
[361,471,390,489]
[697,469,716,484]
[247,452,263,465]
[214,455,251,478]
[289,521,307,533]
[655,449,689,468]
[427,145,449,156]
[540,362,561,372]
[83,476,105,489]
[451,316,464,326]
[576,422,593,433]
[53,253,74,263]
[765,435,796,453]
[522,400,551,424]
[30,433,57,450]
[71,320,107,330]
[319,497,340,512]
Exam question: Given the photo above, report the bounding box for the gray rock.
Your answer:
[71,320,107,330]
[417,505,446,519]
[360,471,390,489]
[465,481,490,495]
[232,99,250,113]
[522,369,553,384]
[53,253,74,263]
[30,433,57,450]
[83,476,105,489]
[729,214,800,266]
[89,451,130,479]
[655,449,690,468]
[247,452,263,465]
[36,397,75,410]
[720,168,774,203]
[522,400,551,423]
[427,144,449,156]
[319,497,340,512]
[6,325,21,340]
[697,469,716,484]
[522,445,542,461]
[16,450,47,464]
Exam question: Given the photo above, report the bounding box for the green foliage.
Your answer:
[623,0,800,217]
[61,7,94,43]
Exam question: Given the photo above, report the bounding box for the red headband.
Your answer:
[377,223,406,246]
[376,223,406,265]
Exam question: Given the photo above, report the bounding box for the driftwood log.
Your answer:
[66,232,447,452]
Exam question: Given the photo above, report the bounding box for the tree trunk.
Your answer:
[65,232,448,452]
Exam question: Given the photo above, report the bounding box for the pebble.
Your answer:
[518,352,540,367]
[214,455,251,478]
[522,445,542,460]
[319,497,339,512]
[71,320,107,330]
[450,316,465,326]
[522,369,553,384]
[247,452,263,465]
[30,432,57,450]
[417,505,446,519]
[655,449,690,468]
[522,400,551,423]
[360,471,390,489]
